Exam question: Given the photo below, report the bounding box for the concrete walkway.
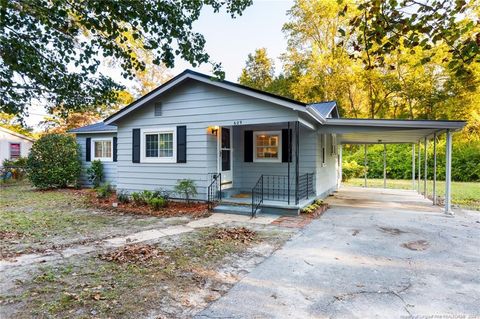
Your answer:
[197,187,480,318]
[0,213,278,270]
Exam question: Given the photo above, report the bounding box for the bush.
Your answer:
[174,179,198,204]
[86,160,103,188]
[342,160,364,181]
[26,134,81,189]
[131,189,169,206]
[96,182,113,199]
[116,190,130,203]
[147,197,167,210]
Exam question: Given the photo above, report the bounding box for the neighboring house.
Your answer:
[0,126,35,164]
[70,70,465,215]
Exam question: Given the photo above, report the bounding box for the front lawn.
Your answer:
[343,178,480,210]
[0,184,190,258]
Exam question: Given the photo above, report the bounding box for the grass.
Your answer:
[343,178,480,210]
[1,227,262,318]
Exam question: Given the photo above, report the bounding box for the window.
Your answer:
[91,138,113,161]
[331,134,337,156]
[254,131,281,162]
[10,143,21,159]
[141,128,176,163]
[321,134,327,166]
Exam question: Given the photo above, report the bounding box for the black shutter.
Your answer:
[132,129,140,163]
[177,125,187,163]
[85,137,91,162]
[282,129,292,163]
[113,137,118,162]
[244,130,253,162]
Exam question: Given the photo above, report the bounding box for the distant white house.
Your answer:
[0,126,35,164]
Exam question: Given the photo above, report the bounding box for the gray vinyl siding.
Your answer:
[76,133,117,187]
[115,80,299,199]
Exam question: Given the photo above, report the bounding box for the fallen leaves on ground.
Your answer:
[99,244,165,264]
[0,230,24,240]
[213,227,257,244]
[401,240,430,251]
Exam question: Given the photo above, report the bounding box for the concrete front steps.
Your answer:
[213,203,257,216]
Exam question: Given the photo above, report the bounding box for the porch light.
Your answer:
[209,126,219,136]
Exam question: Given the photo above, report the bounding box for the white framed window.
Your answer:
[9,143,21,160]
[140,127,176,163]
[253,131,282,163]
[91,138,113,161]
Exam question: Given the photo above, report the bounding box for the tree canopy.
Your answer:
[1,0,252,119]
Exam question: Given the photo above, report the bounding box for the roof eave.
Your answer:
[325,118,466,131]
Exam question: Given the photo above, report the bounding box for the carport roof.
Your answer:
[325,118,466,144]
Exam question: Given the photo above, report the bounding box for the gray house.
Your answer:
[71,70,465,215]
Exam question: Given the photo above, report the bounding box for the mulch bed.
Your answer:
[272,203,329,228]
[87,190,210,218]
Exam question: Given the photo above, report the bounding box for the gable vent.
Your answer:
[154,102,162,116]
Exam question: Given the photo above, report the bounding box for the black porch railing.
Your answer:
[207,173,221,211]
[297,172,315,201]
[251,175,263,217]
[251,172,315,217]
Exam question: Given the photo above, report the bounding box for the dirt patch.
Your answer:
[401,240,430,251]
[378,226,408,235]
[1,227,292,318]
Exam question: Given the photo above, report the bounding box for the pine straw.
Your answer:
[87,190,210,218]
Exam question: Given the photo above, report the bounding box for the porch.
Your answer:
[206,120,323,216]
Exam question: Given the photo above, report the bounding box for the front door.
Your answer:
[219,127,233,189]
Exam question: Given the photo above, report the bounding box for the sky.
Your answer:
[25,0,294,128]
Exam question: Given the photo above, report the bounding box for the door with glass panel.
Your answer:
[218,127,233,189]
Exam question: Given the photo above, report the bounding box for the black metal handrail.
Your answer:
[298,172,315,201]
[207,173,221,211]
[251,175,263,217]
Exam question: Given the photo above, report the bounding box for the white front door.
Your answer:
[218,126,233,189]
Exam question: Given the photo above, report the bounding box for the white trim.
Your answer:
[253,131,282,163]
[140,127,177,163]
[306,106,327,124]
[9,142,21,160]
[91,137,113,162]
[325,118,466,130]
[104,72,314,125]
[73,130,117,134]
[0,127,35,142]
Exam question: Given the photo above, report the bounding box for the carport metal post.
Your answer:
[339,144,343,187]
[383,144,387,188]
[445,129,453,215]
[433,133,437,205]
[417,141,421,194]
[412,144,415,190]
[364,144,367,188]
[424,137,428,198]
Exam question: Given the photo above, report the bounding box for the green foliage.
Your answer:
[131,189,169,206]
[301,200,326,214]
[116,190,130,204]
[2,157,28,180]
[346,0,479,76]
[147,197,168,210]
[2,157,27,168]
[1,0,252,118]
[344,142,480,182]
[238,48,275,91]
[174,179,198,204]
[86,160,104,188]
[95,183,113,199]
[26,134,81,189]
[342,160,364,181]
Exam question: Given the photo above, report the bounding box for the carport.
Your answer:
[323,118,466,215]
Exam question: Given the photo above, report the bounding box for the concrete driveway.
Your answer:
[197,187,480,318]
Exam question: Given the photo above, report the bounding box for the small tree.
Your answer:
[86,160,104,188]
[174,179,198,204]
[26,134,81,189]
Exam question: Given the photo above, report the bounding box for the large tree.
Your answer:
[238,48,275,91]
[0,0,252,119]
